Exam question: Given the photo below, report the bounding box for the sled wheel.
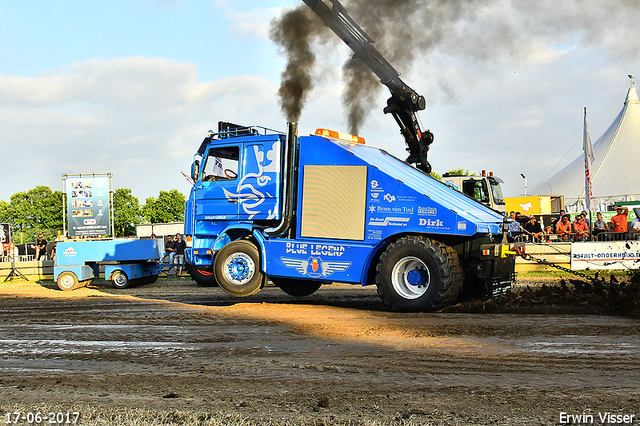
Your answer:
[272,278,322,297]
[57,271,80,291]
[111,270,131,289]
[214,240,264,297]
[375,235,463,312]
[186,262,218,287]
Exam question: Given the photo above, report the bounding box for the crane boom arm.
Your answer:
[302,0,433,173]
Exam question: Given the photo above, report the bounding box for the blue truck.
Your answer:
[183,122,515,311]
[182,0,517,312]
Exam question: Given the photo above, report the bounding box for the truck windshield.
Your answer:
[489,178,505,205]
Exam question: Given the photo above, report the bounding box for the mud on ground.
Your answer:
[1,277,639,425]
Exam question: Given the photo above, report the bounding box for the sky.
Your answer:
[1,0,640,204]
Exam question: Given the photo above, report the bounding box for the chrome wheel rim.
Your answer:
[391,256,430,299]
[224,252,255,285]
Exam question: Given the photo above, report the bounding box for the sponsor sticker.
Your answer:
[280,257,351,278]
[369,217,410,227]
[63,247,77,257]
[420,218,444,227]
[418,206,437,216]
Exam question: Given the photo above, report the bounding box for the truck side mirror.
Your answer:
[191,159,200,182]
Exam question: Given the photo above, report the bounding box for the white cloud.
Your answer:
[0,56,281,202]
[224,7,283,40]
[220,2,301,41]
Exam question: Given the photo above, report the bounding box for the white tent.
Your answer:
[530,81,640,212]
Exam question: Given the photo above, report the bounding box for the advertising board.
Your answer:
[64,174,111,237]
[0,223,10,244]
[571,241,640,270]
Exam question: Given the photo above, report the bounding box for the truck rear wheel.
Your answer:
[375,236,463,312]
[186,262,218,287]
[214,240,264,297]
[111,270,131,289]
[272,278,322,297]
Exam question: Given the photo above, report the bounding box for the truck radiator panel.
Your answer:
[301,165,367,240]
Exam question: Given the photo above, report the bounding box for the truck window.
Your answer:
[462,179,489,204]
[489,178,505,205]
[203,147,239,181]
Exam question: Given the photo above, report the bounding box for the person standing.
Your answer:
[174,233,187,276]
[593,212,609,240]
[611,206,629,234]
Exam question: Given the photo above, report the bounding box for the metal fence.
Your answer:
[512,231,640,243]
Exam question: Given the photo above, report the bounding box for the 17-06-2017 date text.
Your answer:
[5,412,80,424]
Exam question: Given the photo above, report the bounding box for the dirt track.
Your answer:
[1,278,639,425]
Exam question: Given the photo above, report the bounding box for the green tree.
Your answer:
[0,186,63,242]
[444,169,476,176]
[0,200,10,222]
[142,189,186,224]
[112,188,142,237]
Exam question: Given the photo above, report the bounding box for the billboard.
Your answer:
[65,175,111,237]
[0,223,10,244]
[504,196,555,215]
[571,241,640,271]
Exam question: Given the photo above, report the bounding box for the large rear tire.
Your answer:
[186,262,218,287]
[214,240,265,297]
[375,236,463,312]
[272,278,322,297]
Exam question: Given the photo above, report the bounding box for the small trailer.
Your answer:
[54,239,161,291]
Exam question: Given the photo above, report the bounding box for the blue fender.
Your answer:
[251,231,269,274]
[213,224,255,251]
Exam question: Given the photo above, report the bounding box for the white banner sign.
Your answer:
[571,241,640,270]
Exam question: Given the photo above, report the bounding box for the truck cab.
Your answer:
[441,172,506,213]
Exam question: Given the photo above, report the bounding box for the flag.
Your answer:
[583,107,595,210]
[213,156,224,177]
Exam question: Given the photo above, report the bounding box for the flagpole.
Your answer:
[583,106,595,240]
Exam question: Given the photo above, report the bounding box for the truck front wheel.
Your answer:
[214,240,265,297]
[375,236,463,312]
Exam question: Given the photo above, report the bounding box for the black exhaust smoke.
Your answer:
[270,6,325,122]
[271,0,640,135]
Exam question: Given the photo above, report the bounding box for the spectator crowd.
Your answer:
[508,206,640,243]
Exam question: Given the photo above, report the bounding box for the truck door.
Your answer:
[194,145,241,221]
[235,138,282,221]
